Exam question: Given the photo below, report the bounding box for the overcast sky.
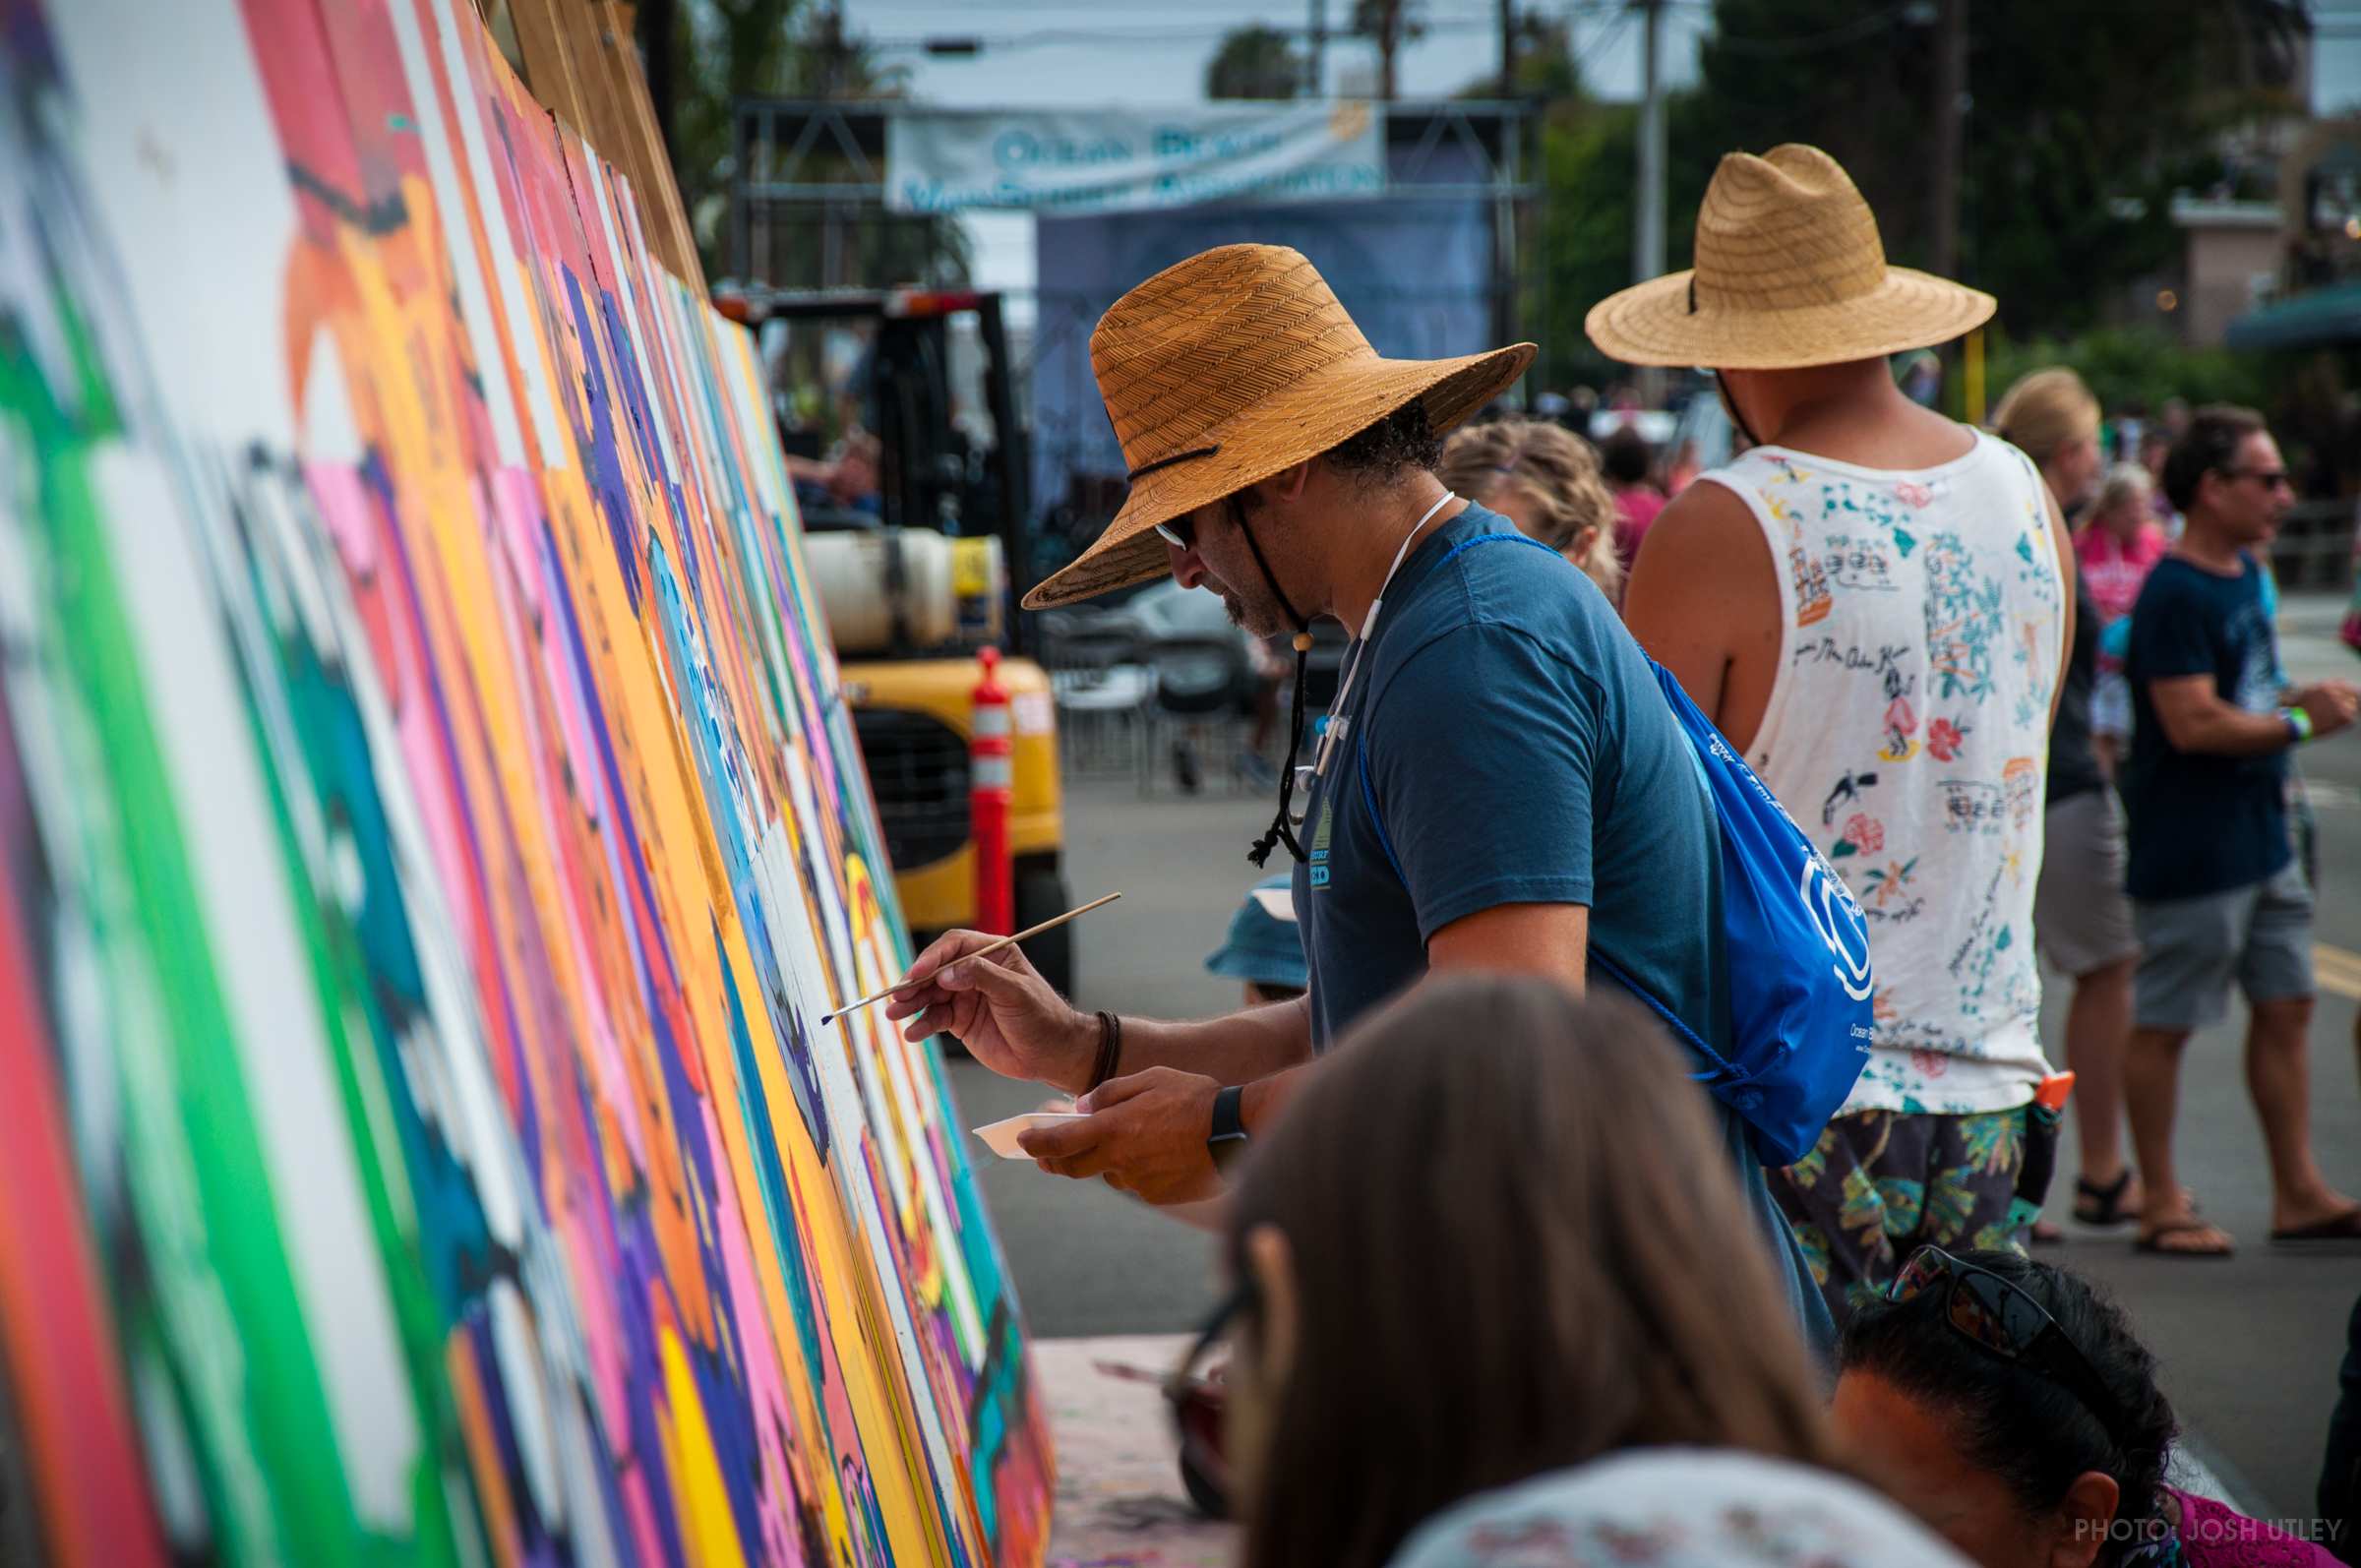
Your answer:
[835,1,2361,293]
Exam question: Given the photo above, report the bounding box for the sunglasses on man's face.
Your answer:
[1889,1246,2131,1448]
[1154,513,1198,552]
[2220,466,2292,492]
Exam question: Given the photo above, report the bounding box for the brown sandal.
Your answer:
[2135,1218,2234,1257]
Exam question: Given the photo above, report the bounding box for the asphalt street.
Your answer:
[943,590,2361,1520]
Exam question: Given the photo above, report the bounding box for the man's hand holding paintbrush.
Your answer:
[888,918,1318,1207]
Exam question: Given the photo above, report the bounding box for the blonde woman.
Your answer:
[1439,418,1624,604]
[1990,368,2146,1241]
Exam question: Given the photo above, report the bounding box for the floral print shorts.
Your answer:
[1769,1105,2057,1326]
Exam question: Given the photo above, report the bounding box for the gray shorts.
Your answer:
[2034,790,2139,978]
[2132,861,2315,1032]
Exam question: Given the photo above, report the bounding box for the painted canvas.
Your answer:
[0,0,1051,1563]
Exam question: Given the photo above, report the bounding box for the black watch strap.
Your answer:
[1208,1084,1249,1174]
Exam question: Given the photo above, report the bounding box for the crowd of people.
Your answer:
[881,144,2361,1564]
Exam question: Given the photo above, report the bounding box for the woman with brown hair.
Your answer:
[1439,417,1625,604]
[1188,974,1966,1568]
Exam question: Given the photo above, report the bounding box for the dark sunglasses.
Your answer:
[1155,513,1198,551]
[1890,1246,2131,1449]
[2220,466,2292,492]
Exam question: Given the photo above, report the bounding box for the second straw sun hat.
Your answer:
[1586,143,1994,371]
[1024,244,1534,610]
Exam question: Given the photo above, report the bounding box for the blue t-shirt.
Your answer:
[2122,554,2290,901]
[1289,507,1833,1358]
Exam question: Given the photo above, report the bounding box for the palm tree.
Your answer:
[1352,0,1424,101]
[649,0,965,285]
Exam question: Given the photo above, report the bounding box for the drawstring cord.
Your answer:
[1235,511,1312,867]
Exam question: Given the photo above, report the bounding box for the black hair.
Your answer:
[2160,404,2267,514]
[1600,426,1655,486]
[1839,1251,2178,1565]
[1322,400,1443,489]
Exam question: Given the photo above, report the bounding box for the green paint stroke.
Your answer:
[2,282,395,1563]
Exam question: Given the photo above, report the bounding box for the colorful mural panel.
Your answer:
[0,0,1051,1562]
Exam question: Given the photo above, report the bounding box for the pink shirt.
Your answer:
[2169,1487,2344,1566]
[2077,522,2168,624]
[1612,486,1666,573]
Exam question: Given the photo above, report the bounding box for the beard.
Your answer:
[1196,565,1284,637]
[1219,587,1288,639]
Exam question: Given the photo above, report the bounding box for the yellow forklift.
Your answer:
[720,285,1075,994]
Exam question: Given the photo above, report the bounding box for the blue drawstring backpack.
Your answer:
[1362,534,1875,1167]
[1597,659,1876,1167]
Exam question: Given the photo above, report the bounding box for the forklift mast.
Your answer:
[721,286,1035,656]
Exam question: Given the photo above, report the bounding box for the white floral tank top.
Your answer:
[1701,432,2064,1116]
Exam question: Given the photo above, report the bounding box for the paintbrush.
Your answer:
[820,892,1121,1024]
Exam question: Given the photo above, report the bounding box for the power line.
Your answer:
[1572,7,1633,82]
[858,0,1659,51]
[866,16,1543,51]
[867,2,1937,62]
[1699,1,1921,57]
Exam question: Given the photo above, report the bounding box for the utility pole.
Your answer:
[1928,0,1968,282]
[1498,0,1515,96]
[817,3,848,288]
[1632,0,1665,286]
[1307,0,1327,95]
[1632,0,1665,398]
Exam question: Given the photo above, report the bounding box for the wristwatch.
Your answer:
[1207,1085,1250,1176]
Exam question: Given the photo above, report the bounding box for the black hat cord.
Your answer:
[1234,512,1314,868]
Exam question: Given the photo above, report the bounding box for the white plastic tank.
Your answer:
[802,529,1004,656]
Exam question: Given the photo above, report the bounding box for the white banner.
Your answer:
[884,104,1384,214]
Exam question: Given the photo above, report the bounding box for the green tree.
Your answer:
[1985,324,2266,417]
[1504,10,1582,100]
[654,0,799,267]
[1683,0,2310,338]
[1533,90,1718,385]
[1457,9,1584,100]
[651,0,966,284]
[1206,25,1304,99]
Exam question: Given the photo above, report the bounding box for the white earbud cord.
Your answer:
[1307,489,1459,784]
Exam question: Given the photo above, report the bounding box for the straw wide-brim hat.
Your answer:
[1586,144,1995,372]
[1024,244,1534,609]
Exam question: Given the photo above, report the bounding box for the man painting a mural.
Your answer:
[886,241,1845,1357]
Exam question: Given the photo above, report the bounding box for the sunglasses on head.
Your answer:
[1890,1246,2131,1449]
[1161,1278,1254,1518]
[1167,1277,1251,1406]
